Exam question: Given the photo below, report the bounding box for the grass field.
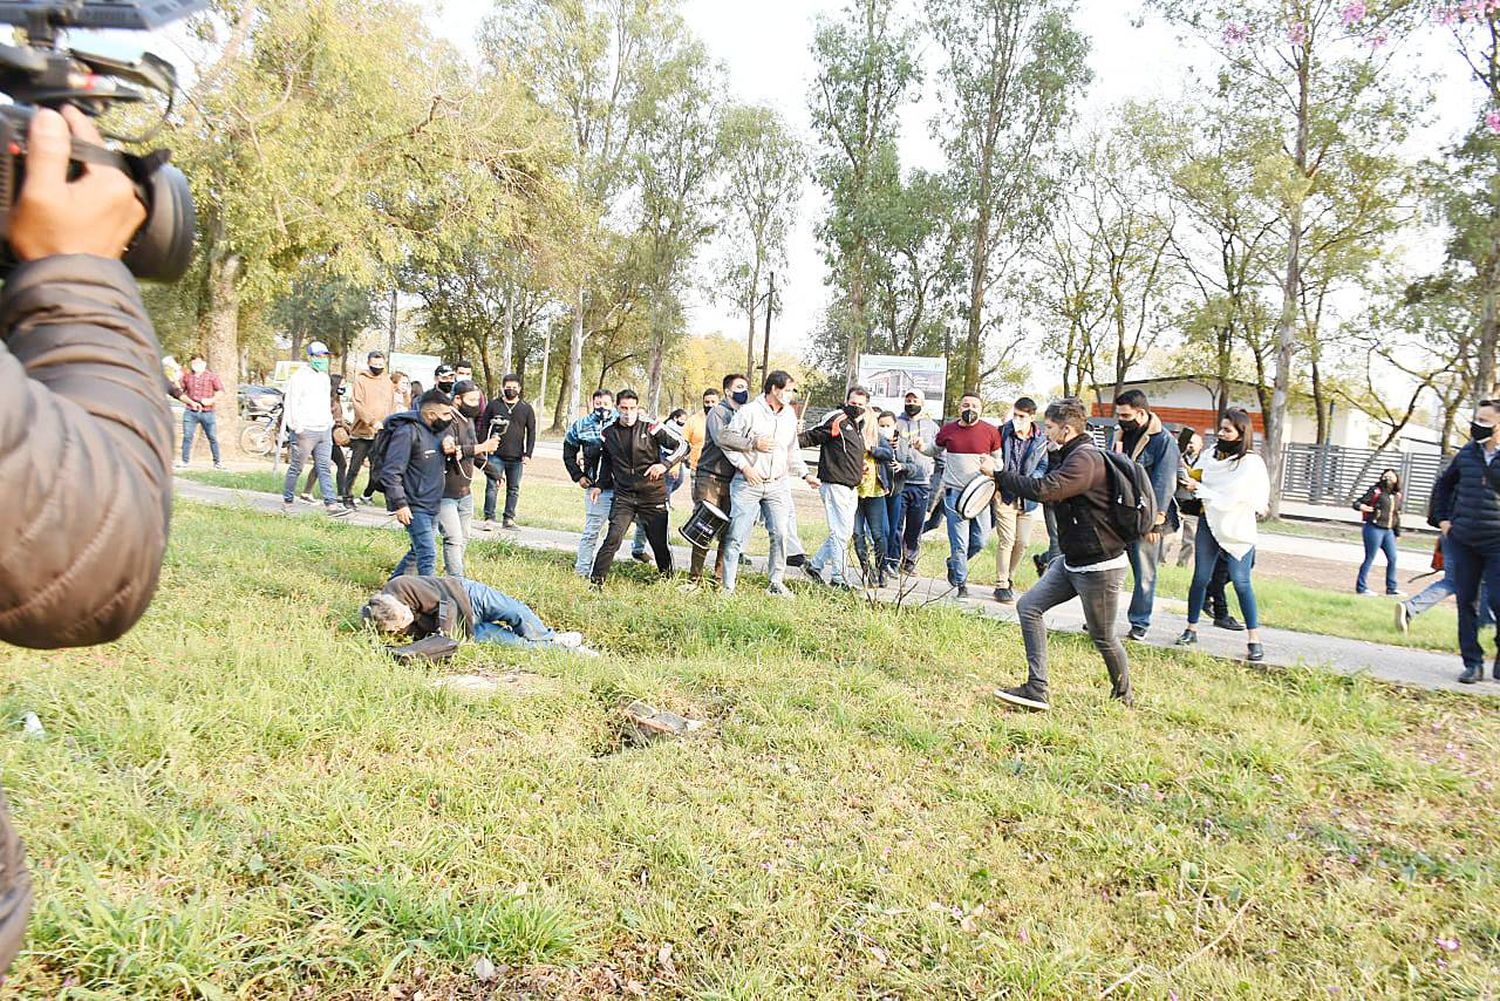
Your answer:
[0,501,1496,997]
[181,468,1462,654]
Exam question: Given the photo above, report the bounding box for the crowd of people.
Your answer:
[175,349,1500,692]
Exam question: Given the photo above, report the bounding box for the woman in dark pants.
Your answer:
[1354,468,1403,596]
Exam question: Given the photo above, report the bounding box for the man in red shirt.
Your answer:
[178,353,225,470]
[934,391,1003,597]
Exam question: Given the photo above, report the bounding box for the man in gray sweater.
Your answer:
[686,372,749,586]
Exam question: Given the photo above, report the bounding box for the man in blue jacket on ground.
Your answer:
[1112,390,1180,641]
[379,388,458,579]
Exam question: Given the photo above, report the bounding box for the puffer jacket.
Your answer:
[0,255,171,649]
[995,435,1125,566]
[1432,442,1500,552]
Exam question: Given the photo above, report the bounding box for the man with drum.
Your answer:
[683,373,749,588]
[934,391,1004,598]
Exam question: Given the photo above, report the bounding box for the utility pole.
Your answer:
[759,271,775,384]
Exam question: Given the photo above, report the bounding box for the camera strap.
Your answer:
[67,138,173,188]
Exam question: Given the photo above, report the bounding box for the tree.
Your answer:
[716,104,804,378]
[1153,0,1422,515]
[267,268,378,370]
[926,0,1091,393]
[809,0,920,387]
[632,40,723,413]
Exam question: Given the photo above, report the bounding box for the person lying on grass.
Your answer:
[361,575,596,654]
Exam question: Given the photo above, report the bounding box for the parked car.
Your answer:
[239,384,283,418]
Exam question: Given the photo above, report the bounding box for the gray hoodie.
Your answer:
[892,390,940,487]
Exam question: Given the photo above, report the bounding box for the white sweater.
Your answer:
[1195,450,1270,560]
[282,366,333,433]
[722,396,808,482]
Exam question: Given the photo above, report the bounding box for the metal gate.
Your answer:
[1280,443,1444,515]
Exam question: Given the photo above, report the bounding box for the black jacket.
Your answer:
[1432,442,1500,551]
[444,414,479,499]
[695,399,739,481]
[379,412,449,515]
[596,419,688,503]
[381,575,475,639]
[996,436,1125,566]
[1354,482,1402,532]
[481,397,536,461]
[799,411,868,488]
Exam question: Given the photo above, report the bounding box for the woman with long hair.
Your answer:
[1353,468,1404,596]
[1175,408,1271,662]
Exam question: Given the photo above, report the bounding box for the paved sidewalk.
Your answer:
[175,480,1497,697]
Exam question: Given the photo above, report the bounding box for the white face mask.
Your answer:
[1012,417,1030,432]
[191,361,206,374]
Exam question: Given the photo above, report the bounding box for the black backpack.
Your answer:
[364,422,403,494]
[1101,449,1158,543]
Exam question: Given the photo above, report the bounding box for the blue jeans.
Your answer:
[853,495,890,579]
[461,579,556,647]
[1446,535,1500,670]
[283,429,337,504]
[437,495,474,577]
[1126,537,1162,630]
[943,487,988,586]
[575,488,614,576]
[1187,520,1258,629]
[811,483,859,585]
[392,508,439,578]
[887,484,929,569]
[1357,522,1399,594]
[724,477,788,593]
[181,409,221,464]
[482,458,524,522]
[1407,536,1493,626]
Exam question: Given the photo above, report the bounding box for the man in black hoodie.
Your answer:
[378,388,458,579]
[799,386,873,588]
[589,389,689,585]
[479,373,536,529]
[981,397,1132,711]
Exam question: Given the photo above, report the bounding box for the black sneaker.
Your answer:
[993,684,1049,711]
[993,586,1015,604]
[1246,643,1264,663]
[785,553,806,568]
[802,563,824,584]
[1459,664,1482,684]
[1213,615,1245,632]
[631,551,651,564]
[1111,690,1135,708]
[326,505,351,519]
[956,584,969,599]
[1492,656,1499,681]
[1127,626,1148,641]
[1174,629,1197,647]
[502,517,516,529]
[1032,553,1047,577]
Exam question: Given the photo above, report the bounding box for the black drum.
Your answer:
[679,500,730,549]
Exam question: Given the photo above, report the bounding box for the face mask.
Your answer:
[843,403,864,421]
[190,361,206,374]
[618,410,639,426]
[437,379,455,392]
[731,389,749,406]
[458,402,480,418]
[904,403,921,417]
[1012,417,1030,432]
[703,403,715,414]
[882,425,897,440]
[428,416,452,432]
[672,419,686,430]
[1472,421,1494,443]
[594,406,611,421]
[960,408,979,425]
[310,358,329,373]
[368,363,385,374]
[503,388,519,401]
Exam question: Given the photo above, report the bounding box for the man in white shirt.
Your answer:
[281,341,350,517]
[719,370,812,596]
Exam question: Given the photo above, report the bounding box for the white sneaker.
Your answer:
[281,501,296,515]
[1394,602,1411,634]
[174,459,188,469]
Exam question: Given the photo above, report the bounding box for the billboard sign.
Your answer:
[855,354,947,417]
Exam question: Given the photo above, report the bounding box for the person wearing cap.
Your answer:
[343,350,395,507]
[281,341,350,518]
[434,362,458,397]
[890,388,940,575]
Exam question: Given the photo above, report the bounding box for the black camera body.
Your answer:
[0,0,206,281]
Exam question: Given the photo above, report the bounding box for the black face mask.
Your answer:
[503,388,519,401]
[368,364,385,374]
[843,403,864,421]
[428,416,452,432]
[1472,421,1494,443]
[703,403,715,414]
[960,408,979,425]
[437,379,455,392]
[731,389,749,406]
[1214,438,1237,458]
[458,402,480,418]
[904,403,922,417]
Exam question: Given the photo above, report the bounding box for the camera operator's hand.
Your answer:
[11,107,145,262]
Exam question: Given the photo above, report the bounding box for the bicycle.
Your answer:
[240,402,285,461]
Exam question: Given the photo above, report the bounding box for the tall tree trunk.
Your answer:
[1265,52,1311,520]
[963,206,991,394]
[745,259,760,376]
[1477,241,1500,404]
[647,301,666,416]
[500,291,515,380]
[1216,322,1232,413]
[845,255,867,392]
[537,321,552,426]
[557,287,585,432]
[1311,356,1328,445]
[203,237,244,457]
